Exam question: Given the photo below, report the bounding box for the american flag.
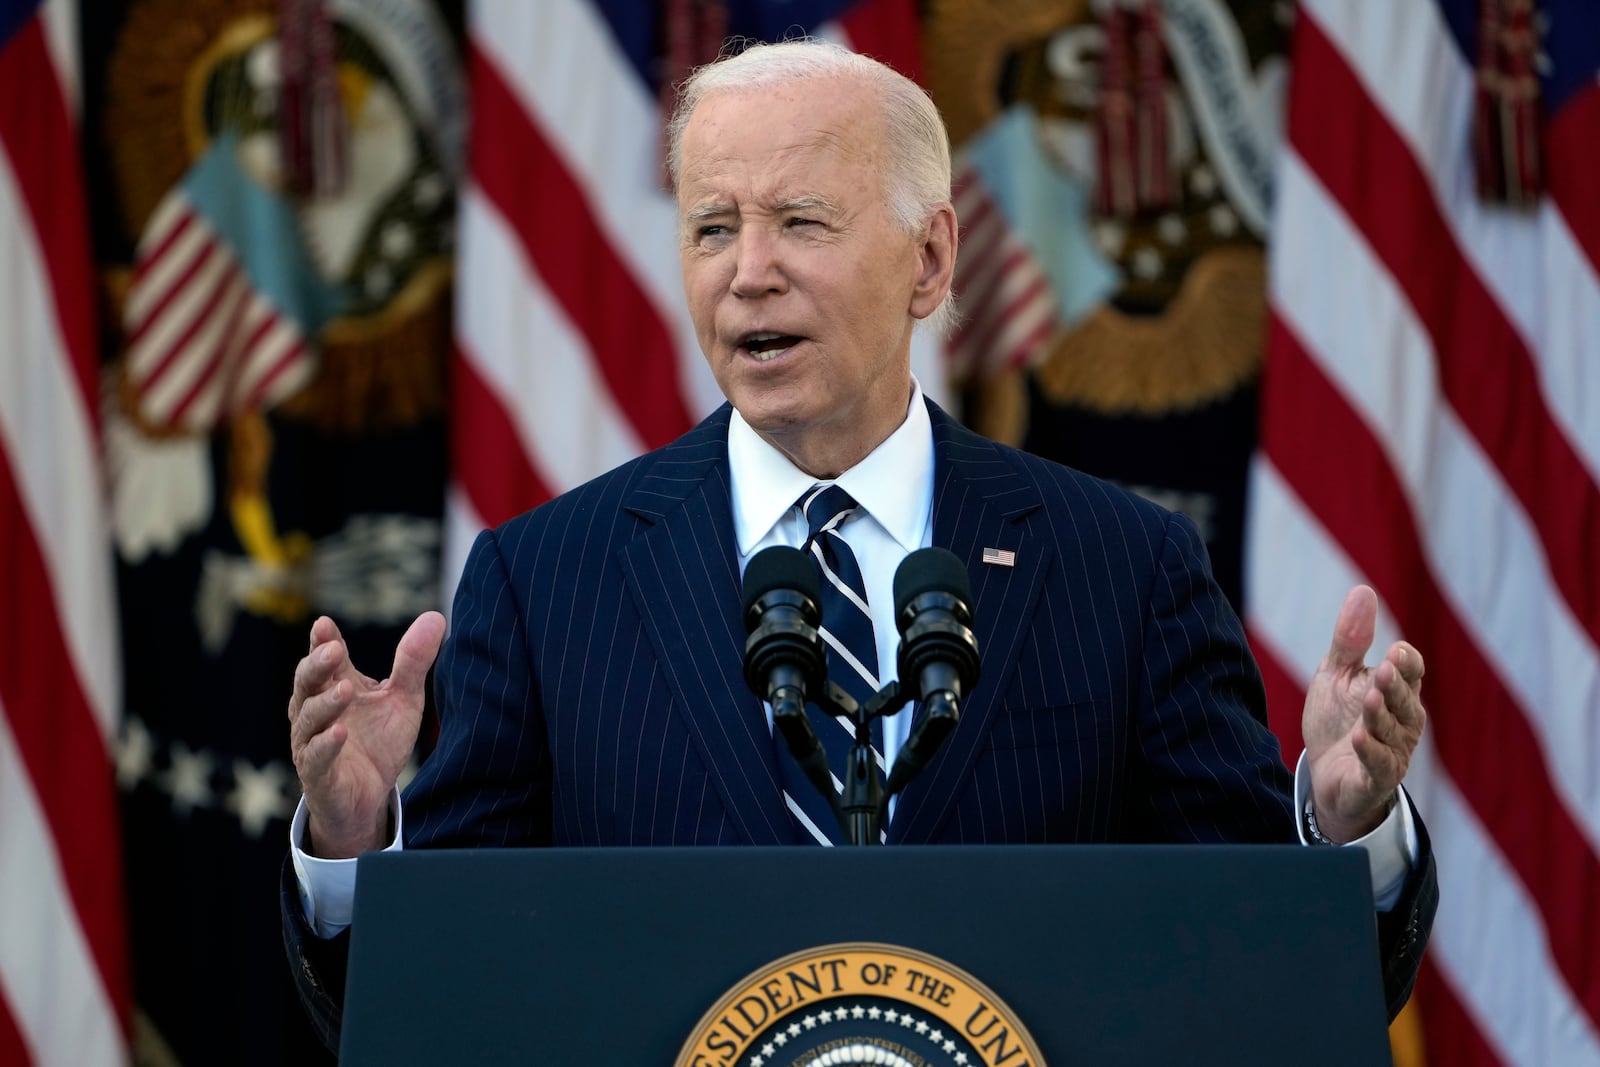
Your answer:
[1246,2,1600,1064]
[947,156,1060,384]
[121,153,322,434]
[446,0,996,595]
[0,0,128,1063]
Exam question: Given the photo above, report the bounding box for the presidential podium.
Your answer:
[340,845,1389,1065]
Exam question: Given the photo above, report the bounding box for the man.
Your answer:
[284,39,1435,1050]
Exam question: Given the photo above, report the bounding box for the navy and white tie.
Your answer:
[779,484,886,844]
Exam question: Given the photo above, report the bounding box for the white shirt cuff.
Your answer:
[289,788,404,938]
[1292,751,1417,911]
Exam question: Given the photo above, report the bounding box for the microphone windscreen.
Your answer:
[742,545,820,617]
[893,547,972,619]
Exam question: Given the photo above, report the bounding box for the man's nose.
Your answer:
[730,228,787,297]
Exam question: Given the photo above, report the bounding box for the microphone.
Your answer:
[741,547,835,808]
[742,546,825,710]
[885,548,980,797]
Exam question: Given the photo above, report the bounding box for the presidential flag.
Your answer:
[1246,2,1600,1064]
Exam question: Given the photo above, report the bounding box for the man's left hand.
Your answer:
[1303,585,1427,843]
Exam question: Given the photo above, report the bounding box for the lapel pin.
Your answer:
[981,547,1016,568]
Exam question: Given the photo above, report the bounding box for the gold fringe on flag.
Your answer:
[1473,0,1545,208]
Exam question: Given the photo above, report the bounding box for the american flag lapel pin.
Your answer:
[981,547,1016,568]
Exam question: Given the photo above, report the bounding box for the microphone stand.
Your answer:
[781,671,963,845]
[745,556,966,844]
[746,548,972,846]
[817,681,901,845]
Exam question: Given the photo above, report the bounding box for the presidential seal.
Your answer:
[677,943,1046,1067]
[100,0,459,639]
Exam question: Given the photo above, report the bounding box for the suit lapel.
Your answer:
[889,403,1053,844]
[617,406,796,845]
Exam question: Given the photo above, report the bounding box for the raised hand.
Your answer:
[288,611,446,858]
[1302,586,1427,843]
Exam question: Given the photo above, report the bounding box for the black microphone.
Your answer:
[742,546,825,709]
[741,547,836,809]
[885,547,980,797]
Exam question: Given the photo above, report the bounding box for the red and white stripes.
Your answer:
[447,0,705,591]
[123,193,314,432]
[947,160,1060,383]
[0,1,128,1063]
[1247,2,1600,1063]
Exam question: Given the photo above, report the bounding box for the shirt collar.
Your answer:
[728,378,933,556]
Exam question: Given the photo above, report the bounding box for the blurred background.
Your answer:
[1,0,1593,1064]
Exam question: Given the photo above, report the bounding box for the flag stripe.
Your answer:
[126,231,221,355]
[1272,150,1600,843]
[0,10,118,742]
[239,333,312,413]
[474,0,725,419]
[0,8,127,1063]
[456,188,646,495]
[165,270,256,424]
[955,210,1005,278]
[955,274,1052,361]
[1265,29,1600,1059]
[0,711,124,1067]
[132,255,242,400]
[1246,458,1600,1067]
[123,207,198,332]
[0,991,27,1067]
[0,166,118,740]
[1415,960,1520,1067]
[226,302,289,405]
[1291,16,1600,652]
[0,16,95,411]
[837,0,925,81]
[1262,316,1600,1030]
[451,343,555,529]
[0,447,129,1028]
[1305,0,1600,480]
[35,0,77,116]
[1245,625,1305,761]
[948,155,1059,381]
[1411,739,1600,1067]
[983,297,1056,374]
[953,247,1033,333]
[469,43,694,452]
[1547,82,1600,275]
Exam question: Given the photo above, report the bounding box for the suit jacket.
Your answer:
[283,399,1436,1048]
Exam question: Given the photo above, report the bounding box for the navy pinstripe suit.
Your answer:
[283,399,1435,1043]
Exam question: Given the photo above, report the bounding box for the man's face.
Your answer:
[676,76,952,476]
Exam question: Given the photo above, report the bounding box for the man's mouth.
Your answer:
[739,332,804,362]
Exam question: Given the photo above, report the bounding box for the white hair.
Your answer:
[667,39,958,335]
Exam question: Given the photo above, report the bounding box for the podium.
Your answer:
[341,845,1389,1065]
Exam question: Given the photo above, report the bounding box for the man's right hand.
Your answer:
[288,611,447,858]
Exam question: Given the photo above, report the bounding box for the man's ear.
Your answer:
[909,203,958,321]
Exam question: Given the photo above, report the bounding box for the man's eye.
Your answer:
[698,225,726,239]
[787,217,818,228]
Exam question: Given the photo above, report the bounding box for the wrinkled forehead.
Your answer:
[676,82,886,201]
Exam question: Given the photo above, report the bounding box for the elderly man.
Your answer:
[284,39,1435,1049]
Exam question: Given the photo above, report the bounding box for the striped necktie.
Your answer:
[779,484,886,844]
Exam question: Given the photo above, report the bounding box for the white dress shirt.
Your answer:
[292,378,1412,935]
[728,379,935,772]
